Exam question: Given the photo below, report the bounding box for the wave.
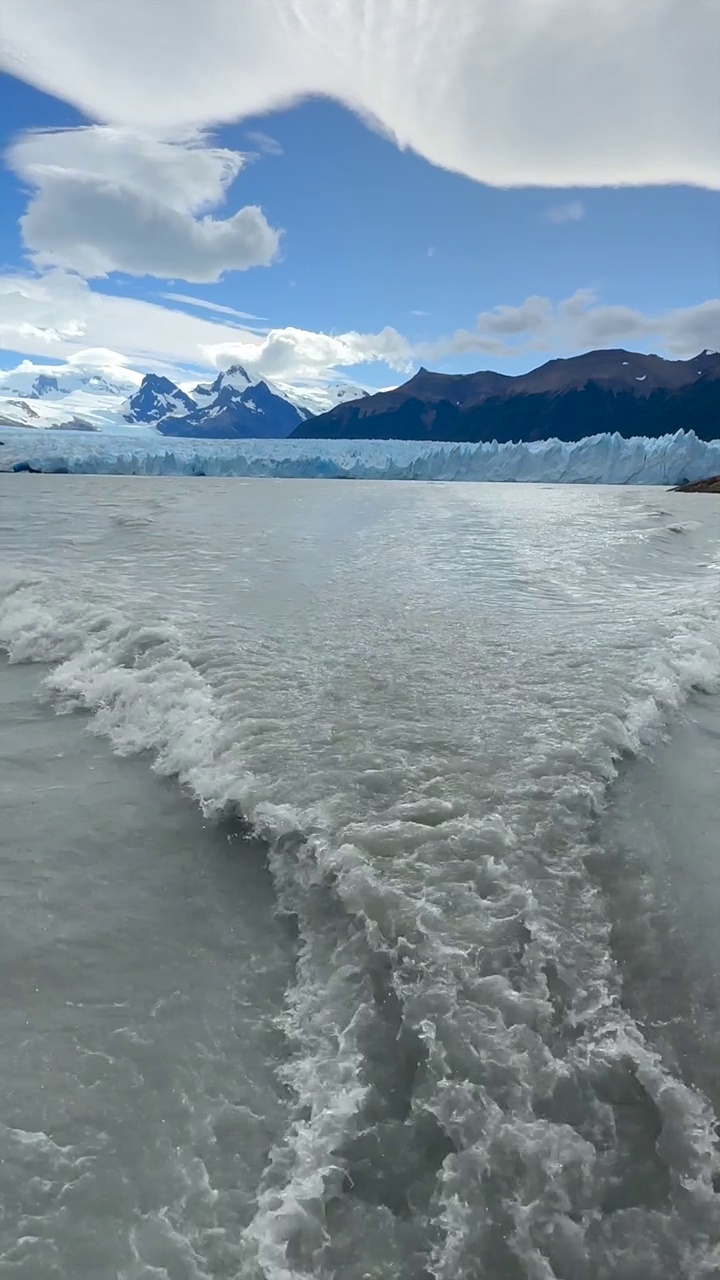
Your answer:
[2,513,720,1278]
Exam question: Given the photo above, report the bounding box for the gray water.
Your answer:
[0,475,719,1280]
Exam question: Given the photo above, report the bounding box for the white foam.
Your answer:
[1,480,719,1277]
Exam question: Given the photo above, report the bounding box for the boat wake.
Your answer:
[1,479,719,1278]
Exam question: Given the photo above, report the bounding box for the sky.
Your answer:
[0,0,719,395]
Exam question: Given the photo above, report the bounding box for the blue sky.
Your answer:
[0,0,718,392]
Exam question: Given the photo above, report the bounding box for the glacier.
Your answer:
[1,426,718,485]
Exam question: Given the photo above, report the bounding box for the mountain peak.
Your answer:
[31,374,62,398]
[138,374,178,392]
[123,374,196,424]
[121,365,307,438]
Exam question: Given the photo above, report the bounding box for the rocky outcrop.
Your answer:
[672,475,720,493]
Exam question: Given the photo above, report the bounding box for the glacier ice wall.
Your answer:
[1,427,718,485]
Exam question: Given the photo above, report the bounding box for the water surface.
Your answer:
[1,475,719,1279]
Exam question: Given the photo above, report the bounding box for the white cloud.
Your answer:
[423,290,720,361]
[203,326,412,380]
[559,288,601,319]
[0,270,410,381]
[2,350,144,386]
[7,126,280,281]
[65,347,139,372]
[0,271,260,371]
[474,296,553,336]
[245,130,284,157]
[9,127,247,211]
[421,331,515,360]
[661,300,720,356]
[545,200,586,224]
[1,273,717,387]
[161,292,266,321]
[0,0,717,189]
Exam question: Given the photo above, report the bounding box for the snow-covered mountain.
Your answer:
[0,363,140,400]
[0,359,145,433]
[275,380,371,417]
[139,364,312,439]
[0,357,371,437]
[122,375,196,423]
[0,398,96,432]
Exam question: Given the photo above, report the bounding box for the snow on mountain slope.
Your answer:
[182,374,371,417]
[0,399,41,428]
[1,428,718,487]
[0,356,375,436]
[275,380,372,416]
[204,364,313,419]
[209,364,257,394]
[0,360,141,400]
[0,358,148,433]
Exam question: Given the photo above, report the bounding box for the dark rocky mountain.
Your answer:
[152,364,308,439]
[157,372,306,439]
[292,349,720,444]
[123,375,197,424]
[31,375,62,398]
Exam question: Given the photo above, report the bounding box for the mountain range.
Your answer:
[123,366,373,437]
[0,363,370,437]
[130,367,311,438]
[291,348,720,443]
[0,365,140,432]
[2,349,718,443]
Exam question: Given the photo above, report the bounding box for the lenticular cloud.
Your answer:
[1,0,718,189]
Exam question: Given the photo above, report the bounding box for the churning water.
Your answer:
[1,475,719,1280]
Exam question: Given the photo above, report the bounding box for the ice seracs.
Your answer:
[2,426,718,487]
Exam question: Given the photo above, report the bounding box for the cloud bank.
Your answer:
[2,273,717,385]
[1,0,718,189]
[0,271,410,382]
[424,290,720,362]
